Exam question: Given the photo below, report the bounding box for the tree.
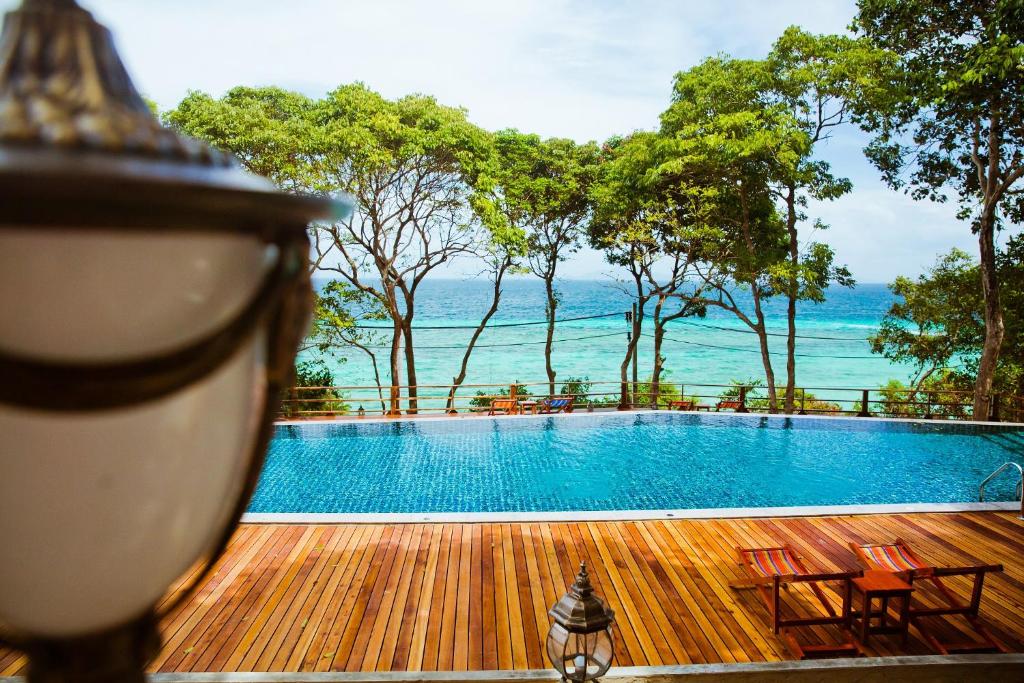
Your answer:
[852,0,1024,419]
[659,57,793,411]
[311,86,494,415]
[304,279,389,414]
[490,131,601,397]
[870,249,983,394]
[167,85,496,415]
[164,87,328,193]
[871,241,1024,411]
[765,28,874,411]
[284,359,348,418]
[590,133,703,409]
[444,235,527,412]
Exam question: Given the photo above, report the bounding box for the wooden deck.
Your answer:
[1,512,1022,675]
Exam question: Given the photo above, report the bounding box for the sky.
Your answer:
[19,0,1009,283]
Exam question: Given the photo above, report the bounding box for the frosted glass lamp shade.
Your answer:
[0,230,272,362]
[0,229,271,637]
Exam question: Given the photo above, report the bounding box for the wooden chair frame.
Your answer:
[488,398,519,416]
[732,545,860,659]
[668,399,695,411]
[850,539,1006,654]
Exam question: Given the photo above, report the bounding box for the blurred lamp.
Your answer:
[547,564,615,683]
[0,1,350,681]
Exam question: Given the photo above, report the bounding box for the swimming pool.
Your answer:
[250,413,1024,514]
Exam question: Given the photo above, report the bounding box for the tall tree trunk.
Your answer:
[752,288,778,413]
[784,187,798,414]
[974,210,1004,420]
[619,333,639,410]
[351,342,387,415]
[388,316,402,416]
[402,315,418,414]
[543,276,557,397]
[652,298,692,409]
[619,272,646,410]
[650,297,665,409]
[447,259,510,412]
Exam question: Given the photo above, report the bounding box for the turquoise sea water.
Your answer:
[312,279,912,394]
[252,413,1024,513]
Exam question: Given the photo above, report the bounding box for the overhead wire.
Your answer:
[351,309,878,342]
[644,333,883,360]
[360,331,624,350]
[350,311,625,330]
[668,318,871,341]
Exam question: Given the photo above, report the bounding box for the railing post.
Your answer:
[737,386,749,413]
[798,389,807,415]
[857,389,870,417]
[924,392,933,420]
[990,392,1001,422]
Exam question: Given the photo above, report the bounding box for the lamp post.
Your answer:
[546,564,615,683]
[0,1,350,681]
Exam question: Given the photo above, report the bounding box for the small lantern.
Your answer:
[587,401,594,413]
[547,564,615,683]
[357,405,366,418]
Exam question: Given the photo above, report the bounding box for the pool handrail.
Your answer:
[978,462,1024,519]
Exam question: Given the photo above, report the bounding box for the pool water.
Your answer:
[250,413,1024,513]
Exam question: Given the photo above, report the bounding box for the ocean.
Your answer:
[308,278,912,396]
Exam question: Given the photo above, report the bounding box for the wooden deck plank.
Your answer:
[1,512,1021,675]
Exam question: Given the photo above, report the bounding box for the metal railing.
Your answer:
[978,462,1024,519]
[277,379,1024,423]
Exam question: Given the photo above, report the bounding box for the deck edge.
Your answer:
[242,501,1021,524]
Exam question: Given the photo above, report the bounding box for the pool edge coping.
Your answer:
[242,501,1021,524]
[274,408,1024,428]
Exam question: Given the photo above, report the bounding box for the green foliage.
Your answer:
[165,87,326,191]
[306,279,387,360]
[468,390,496,409]
[634,378,683,409]
[871,241,1024,397]
[719,378,766,403]
[869,249,983,387]
[285,360,349,417]
[851,0,1024,223]
[659,31,874,302]
[875,371,973,420]
[468,386,533,408]
[558,377,592,400]
[485,131,601,255]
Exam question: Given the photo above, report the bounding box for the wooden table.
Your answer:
[851,570,914,645]
[519,400,538,415]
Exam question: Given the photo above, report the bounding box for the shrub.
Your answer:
[875,371,972,419]
[284,359,349,417]
[559,376,592,403]
[634,379,683,409]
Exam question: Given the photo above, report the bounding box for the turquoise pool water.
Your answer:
[250,413,1024,513]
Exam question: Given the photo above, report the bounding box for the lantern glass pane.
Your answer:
[0,331,266,637]
[546,622,570,676]
[0,229,273,362]
[548,625,613,682]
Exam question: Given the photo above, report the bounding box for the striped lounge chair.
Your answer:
[539,396,572,414]
[488,398,519,416]
[850,539,1006,654]
[732,545,860,659]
